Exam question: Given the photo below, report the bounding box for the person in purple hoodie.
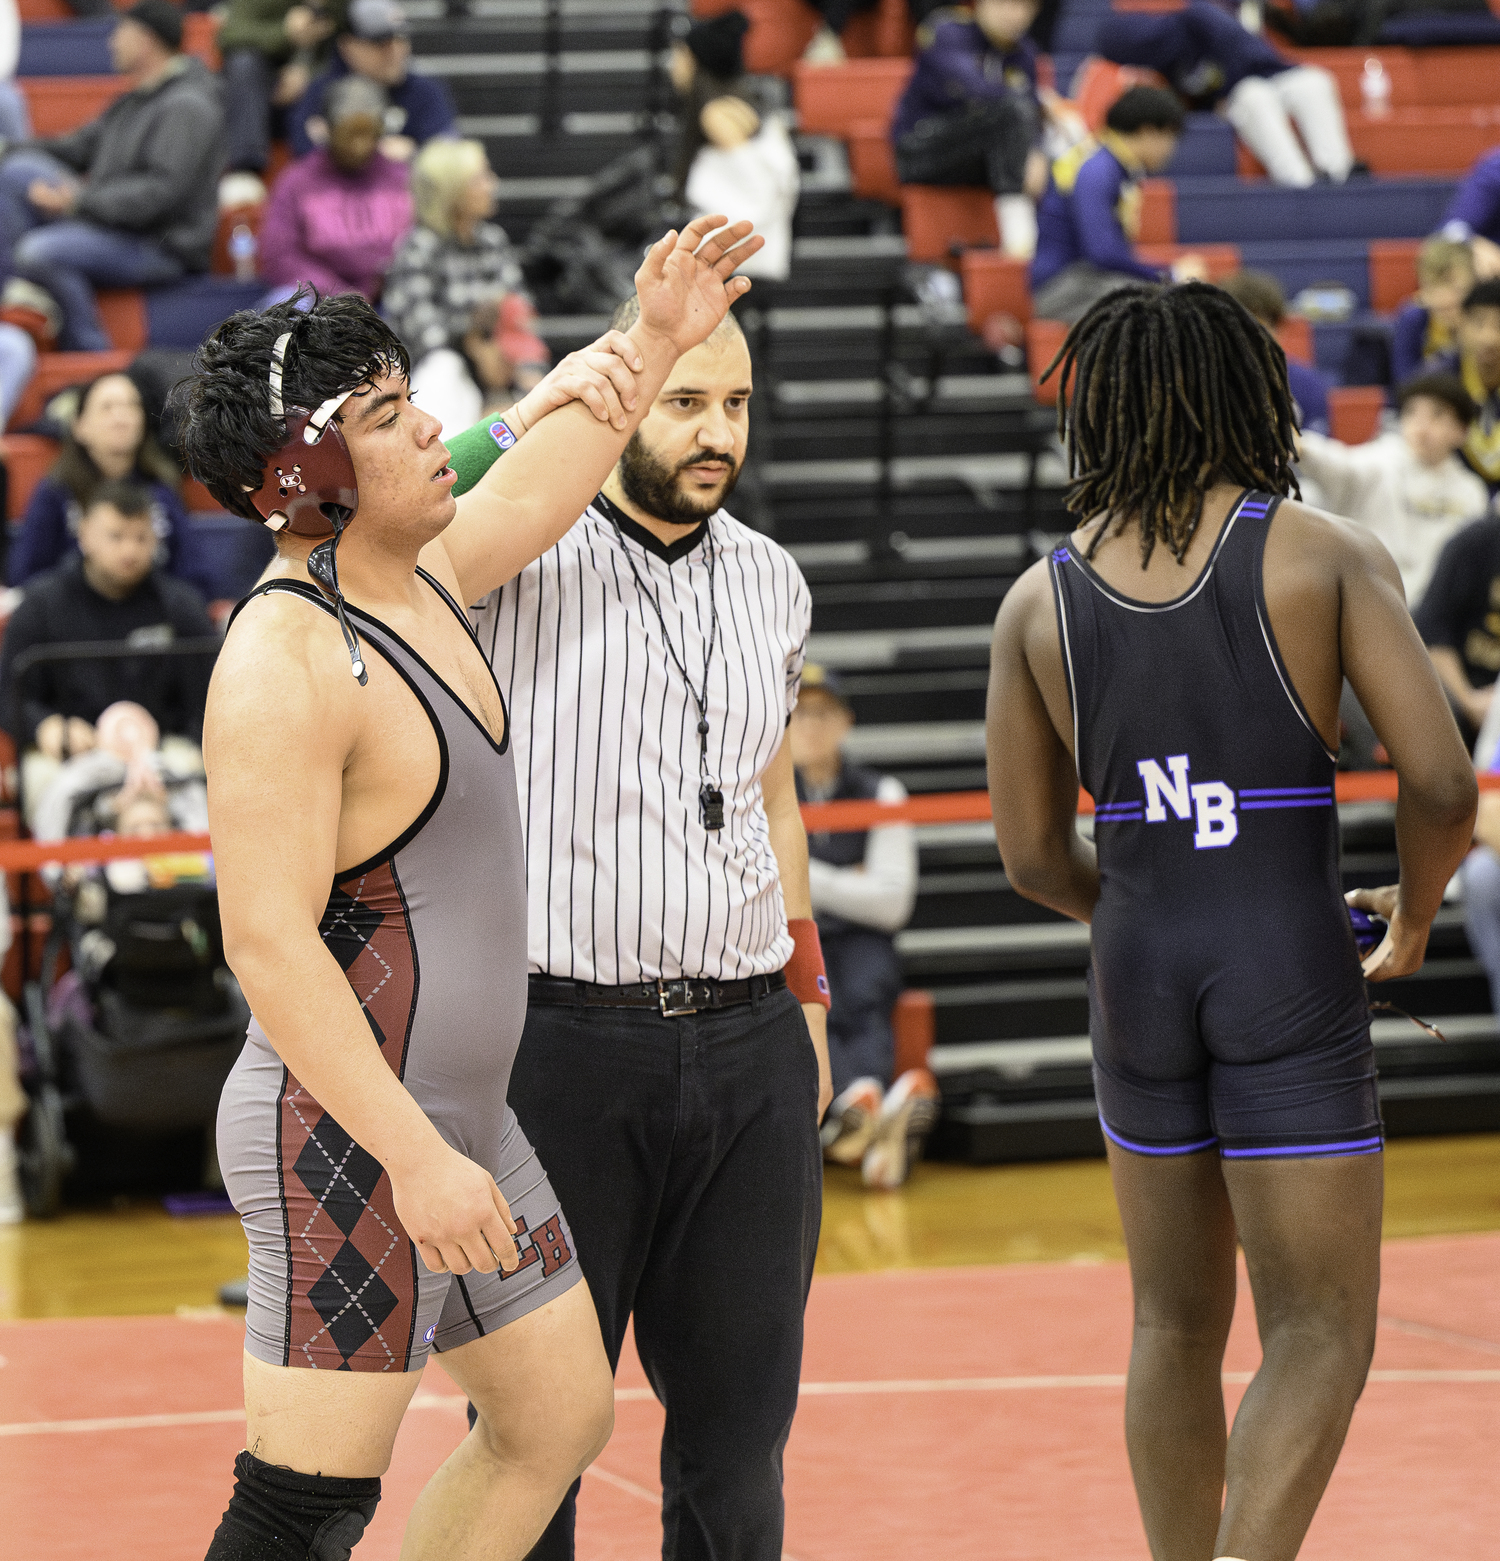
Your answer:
[258,75,413,303]
[890,0,1048,257]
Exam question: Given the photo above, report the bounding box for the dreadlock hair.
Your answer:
[1043,281,1300,567]
[167,288,409,522]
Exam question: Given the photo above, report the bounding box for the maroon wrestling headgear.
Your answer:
[250,326,369,685]
[246,329,359,538]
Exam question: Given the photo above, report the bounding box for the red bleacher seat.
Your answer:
[1329,385,1386,444]
[9,349,131,432]
[839,0,913,58]
[20,77,128,139]
[2,433,59,518]
[1286,45,1500,109]
[184,11,222,70]
[1027,318,1070,406]
[962,250,1031,330]
[17,0,74,19]
[792,57,911,136]
[900,185,997,263]
[182,478,221,514]
[1277,315,1315,365]
[1138,242,1241,278]
[694,0,911,73]
[848,120,899,203]
[1137,178,1176,244]
[892,988,934,1077]
[1369,239,1421,313]
[212,203,267,276]
[96,290,148,352]
[1235,107,1500,178]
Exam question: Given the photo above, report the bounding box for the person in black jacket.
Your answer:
[0,0,225,351]
[0,480,215,823]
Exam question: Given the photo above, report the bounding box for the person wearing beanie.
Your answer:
[0,0,224,350]
[683,8,750,80]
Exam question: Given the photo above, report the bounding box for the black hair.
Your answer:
[1105,85,1186,136]
[169,289,409,521]
[84,479,154,520]
[1396,371,1477,426]
[51,370,180,508]
[1043,281,1299,566]
[1462,278,1500,314]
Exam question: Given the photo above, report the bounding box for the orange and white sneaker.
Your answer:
[862,1068,941,1190]
[820,1077,884,1165]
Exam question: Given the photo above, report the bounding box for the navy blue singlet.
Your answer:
[1050,490,1383,1159]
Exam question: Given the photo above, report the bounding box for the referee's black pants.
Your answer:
[510,983,822,1561]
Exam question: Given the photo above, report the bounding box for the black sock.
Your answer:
[204,1450,381,1560]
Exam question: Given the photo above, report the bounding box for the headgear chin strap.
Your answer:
[251,328,368,685]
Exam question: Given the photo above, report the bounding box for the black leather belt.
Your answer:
[528,970,786,1017]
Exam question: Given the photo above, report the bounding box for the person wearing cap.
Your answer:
[789,665,938,1189]
[0,0,225,352]
[288,0,457,161]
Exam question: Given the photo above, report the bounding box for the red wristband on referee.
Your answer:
[786,918,831,1008]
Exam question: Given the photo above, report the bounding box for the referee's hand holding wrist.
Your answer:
[515,329,646,433]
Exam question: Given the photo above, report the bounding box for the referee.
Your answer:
[467,297,830,1560]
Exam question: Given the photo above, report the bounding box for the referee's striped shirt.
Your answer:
[472,496,812,985]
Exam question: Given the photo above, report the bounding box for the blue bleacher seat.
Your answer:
[1174,176,1457,243]
[1235,239,1373,305]
[1377,13,1500,45]
[1166,115,1239,177]
[17,20,114,76]
[177,515,276,604]
[143,278,266,351]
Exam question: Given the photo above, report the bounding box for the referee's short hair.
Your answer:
[611,290,745,345]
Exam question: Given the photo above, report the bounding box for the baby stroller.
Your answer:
[16,757,249,1217]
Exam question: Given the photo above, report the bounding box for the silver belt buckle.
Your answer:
[657,979,699,1017]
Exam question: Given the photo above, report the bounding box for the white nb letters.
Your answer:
[1190,781,1238,849]
[1135,755,1240,849]
[1137,755,1192,822]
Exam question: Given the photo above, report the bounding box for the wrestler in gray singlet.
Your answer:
[218,569,579,1372]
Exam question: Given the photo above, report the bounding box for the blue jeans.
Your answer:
[0,150,185,351]
[0,320,36,426]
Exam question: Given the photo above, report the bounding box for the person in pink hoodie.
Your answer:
[258,74,413,302]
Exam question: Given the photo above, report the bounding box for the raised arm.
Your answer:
[205,601,521,1277]
[986,562,1101,923]
[1336,524,1478,979]
[437,215,764,603]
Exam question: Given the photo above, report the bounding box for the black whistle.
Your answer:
[700,784,725,830]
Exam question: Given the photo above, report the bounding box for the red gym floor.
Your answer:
[3,1232,1497,1560]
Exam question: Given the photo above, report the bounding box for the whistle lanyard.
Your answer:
[607,507,725,830]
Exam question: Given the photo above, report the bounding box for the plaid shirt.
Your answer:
[382,220,536,362]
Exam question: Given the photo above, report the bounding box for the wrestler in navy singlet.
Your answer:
[218,569,580,1371]
[1050,490,1383,1158]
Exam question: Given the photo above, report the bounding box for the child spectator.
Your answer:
[1030,86,1206,324]
[891,0,1047,259]
[0,481,214,825]
[218,0,336,205]
[1392,237,1476,387]
[1431,279,1500,490]
[1296,374,1487,603]
[8,372,190,590]
[789,666,935,1191]
[1096,1,1356,188]
[382,138,549,435]
[289,0,456,162]
[258,77,413,303]
[1220,268,1333,434]
[0,1,224,352]
[1440,146,1500,285]
[1415,503,1500,741]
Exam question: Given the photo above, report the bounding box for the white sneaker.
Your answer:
[218,171,267,210]
[820,1077,884,1164]
[0,1126,23,1224]
[861,1068,941,1190]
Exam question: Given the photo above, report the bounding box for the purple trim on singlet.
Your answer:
[1237,785,1335,812]
[1222,1135,1384,1159]
[1100,1118,1218,1155]
[1094,802,1144,821]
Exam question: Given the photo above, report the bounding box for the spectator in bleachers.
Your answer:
[288,0,456,163]
[218,0,337,207]
[788,665,933,1190]
[1392,236,1475,388]
[1096,1,1357,188]
[890,0,1048,260]
[1440,146,1500,285]
[0,1,224,353]
[1220,268,1333,434]
[669,12,799,283]
[0,480,213,825]
[1415,498,1500,741]
[382,137,548,435]
[1431,279,1500,490]
[258,77,412,304]
[7,371,188,589]
[1296,374,1487,602]
[1030,87,1205,325]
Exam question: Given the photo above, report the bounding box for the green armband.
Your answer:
[447,416,519,497]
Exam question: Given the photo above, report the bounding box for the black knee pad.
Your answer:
[204,1450,380,1560]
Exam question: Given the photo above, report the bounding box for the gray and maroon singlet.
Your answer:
[218,569,579,1371]
[1049,490,1382,1160]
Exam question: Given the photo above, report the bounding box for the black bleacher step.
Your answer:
[789,533,1029,587]
[908,868,1060,930]
[928,1099,1106,1165]
[793,196,901,239]
[826,668,989,727]
[811,578,1013,633]
[898,921,1091,980]
[765,414,1046,463]
[772,492,1070,544]
[890,764,989,794]
[462,120,653,178]
[927,977,1090,1044]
